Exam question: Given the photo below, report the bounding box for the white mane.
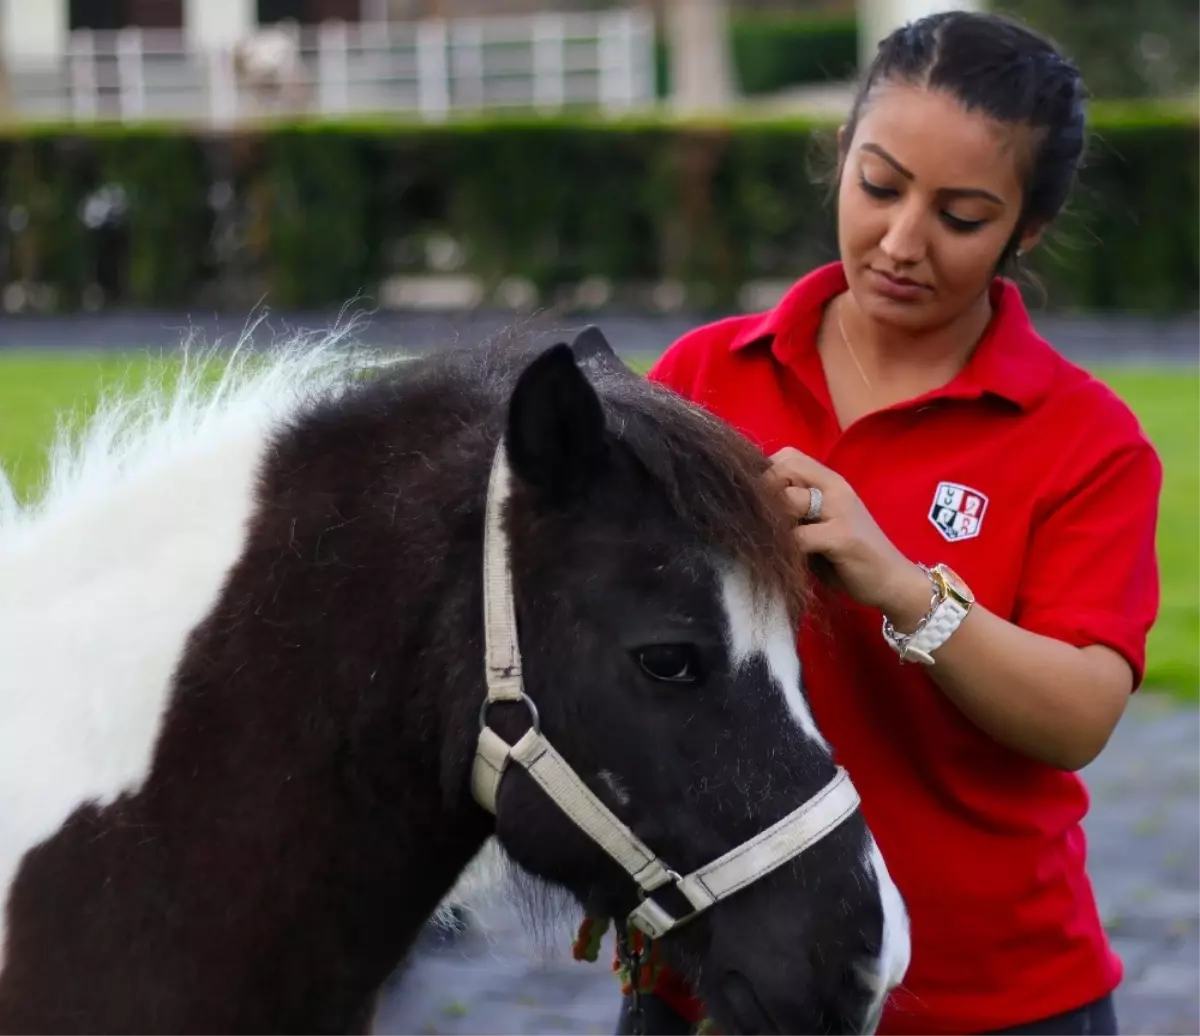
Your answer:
[0,322,392,539]
[0,321,529,972]
[0,323,409,962]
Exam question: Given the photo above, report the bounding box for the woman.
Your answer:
[616,10,1162,1036]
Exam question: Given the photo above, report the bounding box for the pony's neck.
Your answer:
[0,343,506,1031]
[130,406,502,1028]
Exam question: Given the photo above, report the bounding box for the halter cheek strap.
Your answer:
[472,443,861,939]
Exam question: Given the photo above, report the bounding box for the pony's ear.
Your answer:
[569,324,631,377]
[506,342,608,501]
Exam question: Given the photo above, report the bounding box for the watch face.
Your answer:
[938,564,974,603]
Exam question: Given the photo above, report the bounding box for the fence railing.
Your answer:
[7,8,658,126]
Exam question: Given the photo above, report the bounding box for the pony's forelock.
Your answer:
[596,371,812,626]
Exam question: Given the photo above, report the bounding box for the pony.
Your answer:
[0,323,909,1034]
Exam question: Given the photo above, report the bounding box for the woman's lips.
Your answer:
[867,268,930,302]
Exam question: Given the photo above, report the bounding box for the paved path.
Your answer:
[1,309,1197,366]
[371,692,1199,1036]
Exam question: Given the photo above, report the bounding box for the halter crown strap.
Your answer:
[471,442,861,939]
[482,445,522,699]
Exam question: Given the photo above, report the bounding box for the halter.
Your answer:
[472,443,862,940]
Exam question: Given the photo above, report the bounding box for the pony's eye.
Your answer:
[634,644,700,684]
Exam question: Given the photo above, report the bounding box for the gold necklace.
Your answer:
[836,303,872,389]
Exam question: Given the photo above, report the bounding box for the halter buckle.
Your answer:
[637,869,682,900]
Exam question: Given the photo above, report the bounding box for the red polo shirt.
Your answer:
[644,262,1162,1034]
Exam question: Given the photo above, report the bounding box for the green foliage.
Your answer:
[731,14,858,96]
[1030,110,1200,312]
[994,0,1199,100]
[98,130,211,307]
[261,125,373,307]
[0,108,1194,314]
[655,13,858,98]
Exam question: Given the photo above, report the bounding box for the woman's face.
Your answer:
[836,82,1043,332]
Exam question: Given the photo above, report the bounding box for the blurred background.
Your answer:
[0,1,1195,1033]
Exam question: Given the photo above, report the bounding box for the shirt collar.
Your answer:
[729,261,1058,412]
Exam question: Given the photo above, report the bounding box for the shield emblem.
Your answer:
[928,481,988,542]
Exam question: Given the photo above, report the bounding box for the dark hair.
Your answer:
[840,10,1088,270]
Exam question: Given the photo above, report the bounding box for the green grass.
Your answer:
[0,351,182,498]
[1085,365,1199,699]
[1,351,1195,698]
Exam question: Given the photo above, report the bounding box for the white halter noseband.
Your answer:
[472,444,862,940]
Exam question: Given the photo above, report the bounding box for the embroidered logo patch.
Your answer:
[928,481,988,542]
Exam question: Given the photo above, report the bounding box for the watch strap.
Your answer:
[882,563,972,665]
[889,594,969,664]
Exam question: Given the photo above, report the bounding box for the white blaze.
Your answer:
[720,563,910,1032]
[719,564,829,751]
[861,838,912,1033]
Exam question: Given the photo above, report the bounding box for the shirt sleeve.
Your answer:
[1013,431,1163,689]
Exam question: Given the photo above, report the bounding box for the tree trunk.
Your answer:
[667,0,735,113]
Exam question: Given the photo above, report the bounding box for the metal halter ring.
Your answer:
[801,486,823,523]
[479,693,541,735]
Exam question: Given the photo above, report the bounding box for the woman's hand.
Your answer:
[766,447,930,625]
[764,446,1142,771]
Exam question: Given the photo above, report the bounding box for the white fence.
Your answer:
[8,8,658,126]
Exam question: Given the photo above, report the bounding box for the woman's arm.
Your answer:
[880,563,1131,771]
[767,444,1160,772]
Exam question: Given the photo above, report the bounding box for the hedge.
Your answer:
[656,14,859,98]
[0,105,1195,315]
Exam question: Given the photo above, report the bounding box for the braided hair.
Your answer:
[842,11,1088,270]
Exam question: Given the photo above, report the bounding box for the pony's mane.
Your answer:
[1,324,806,625]
[0,321,403,544]
[589,365,811,626]
[0,324,811,973]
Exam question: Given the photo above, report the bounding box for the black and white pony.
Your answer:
[0,325,909,1034]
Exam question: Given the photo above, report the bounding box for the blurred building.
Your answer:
[0,0,981,123]
[2,0,361,64]
[0,0,978,70]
